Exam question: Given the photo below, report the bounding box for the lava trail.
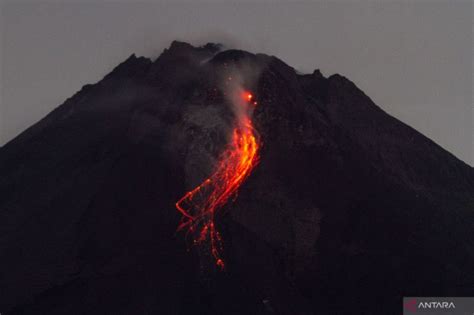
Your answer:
[175,90,260,270]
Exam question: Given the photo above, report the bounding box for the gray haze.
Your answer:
[1,1,472,165]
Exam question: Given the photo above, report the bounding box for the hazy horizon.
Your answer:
[1,1,472,165]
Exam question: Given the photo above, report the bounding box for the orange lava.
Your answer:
[175,91,260,270]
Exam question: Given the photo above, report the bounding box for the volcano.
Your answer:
[0,41,473,315]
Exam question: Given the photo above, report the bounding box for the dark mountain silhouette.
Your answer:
[0,41,473,315]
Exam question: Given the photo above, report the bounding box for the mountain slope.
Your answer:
[0,41,473,315]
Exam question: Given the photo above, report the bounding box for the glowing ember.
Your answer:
[175,90,260,270]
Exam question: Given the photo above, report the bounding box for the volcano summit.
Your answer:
[0,41,473,315]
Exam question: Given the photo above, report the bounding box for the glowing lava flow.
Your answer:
[175,91,260,270]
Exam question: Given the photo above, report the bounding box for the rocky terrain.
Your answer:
[0,41,473,314]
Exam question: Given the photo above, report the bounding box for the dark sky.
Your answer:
[1,1,472,165]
